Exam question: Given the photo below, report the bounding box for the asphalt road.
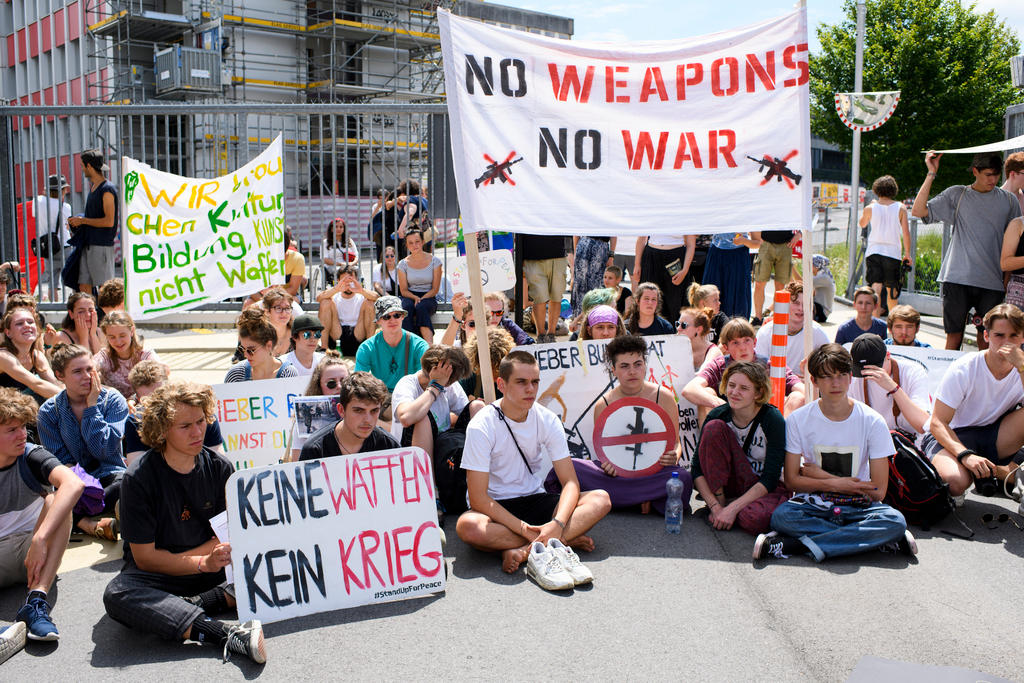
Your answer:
[1,489,1020,682]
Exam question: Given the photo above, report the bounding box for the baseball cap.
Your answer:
[80,149,109,172]
[850,333,887,377]
[374,295,404,320]
[47,174,68,191]
[291,314,324,335]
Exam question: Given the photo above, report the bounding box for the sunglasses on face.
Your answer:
[242,345,261,357]
[300,330,322,340]
[324,378,341,390]
[676,320,689,330]
[466,320,476,328]
[379,312,404,321]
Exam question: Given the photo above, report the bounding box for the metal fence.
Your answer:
[0,102,471,312]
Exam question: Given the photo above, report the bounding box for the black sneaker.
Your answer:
[223,620,266,664]
[880,530,918,557]
[752,532,803,560]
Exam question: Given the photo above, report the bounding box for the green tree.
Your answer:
[810,0,1022,195]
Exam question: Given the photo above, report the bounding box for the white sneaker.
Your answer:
[525,541,575,591]
[0,621,26,665]
[547,538,593,586]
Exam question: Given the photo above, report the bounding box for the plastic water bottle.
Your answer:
[665,472,683,534]
[560,297,572,319]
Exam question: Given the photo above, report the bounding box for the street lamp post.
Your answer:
[845,0,867,297]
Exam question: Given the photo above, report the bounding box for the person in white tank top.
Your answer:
[858,175,910,317]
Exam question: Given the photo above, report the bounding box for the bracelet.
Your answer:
[429,380,445,394]
[708,501,721,509]
[453,318,463,325]
[927,172,937,178]
[886,386,899,397]
[552,518,565,529]
[956,449,977,463]
[196,556,205,573]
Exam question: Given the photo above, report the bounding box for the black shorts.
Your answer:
[923,407,1018,465]
[865,254,900,288]
[497,492,561,526]
[940,282,1005,335]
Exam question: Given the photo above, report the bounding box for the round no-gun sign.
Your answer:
[592,397,677,478]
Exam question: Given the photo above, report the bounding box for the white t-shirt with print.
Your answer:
[726,416,767,475]
[935,351,1024,430]
[785,400,895,481]
[461,402,570,501]
[755,322,829,375]
[847,358,930,434]
[390,373,469,440]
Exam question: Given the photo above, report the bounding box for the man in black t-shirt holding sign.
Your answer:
[102,382,266,665]
[0,388,83,647]
[299,372,399,461]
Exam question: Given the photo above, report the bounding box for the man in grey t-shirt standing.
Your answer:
[912,151,1023,350]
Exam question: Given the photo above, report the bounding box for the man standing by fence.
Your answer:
[67,149,119,293]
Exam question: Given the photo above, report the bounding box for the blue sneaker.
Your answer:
[17,597,59,641]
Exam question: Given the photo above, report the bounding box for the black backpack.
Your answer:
[884,430,955,528]
[433,428,468,518]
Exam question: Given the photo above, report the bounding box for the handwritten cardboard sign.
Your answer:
[213,376,307,470]
[122,135,286,320]
[516,334,700,471]
[227,447,445,624]
[448,248,515,294]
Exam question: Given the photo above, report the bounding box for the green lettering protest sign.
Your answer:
[122,135,285,320]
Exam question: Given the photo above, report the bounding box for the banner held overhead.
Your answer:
[122,135,286,320]
[438,8,812,236]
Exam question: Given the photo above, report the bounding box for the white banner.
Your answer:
[122,136,286,320]
[516,335,700,470]
[930,134,1024,155]
[439,9,811,235]
[882,345,965,404]
[213,376,307,470]
[227,447,445,624]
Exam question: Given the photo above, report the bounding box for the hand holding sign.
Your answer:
[592,397,677,478]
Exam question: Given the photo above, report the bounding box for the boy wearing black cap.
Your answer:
[67,149,119,293]
[912,151,1023,351]
[846,333,930,438]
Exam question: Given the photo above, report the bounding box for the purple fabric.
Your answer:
[545,458,692,515]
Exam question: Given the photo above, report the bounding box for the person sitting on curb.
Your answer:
[391,345,484,458]
[0,388,83,642]
[37,344,128,541]
[756,344,915,562]
[279,314,325,377]
[923,304,1024,497]
[355,296,429,393]
[102,381,266,664]
[315,264,376,356]
[692,361,789,536]
[122,360,225,466]
[754,281,829,375]
[299,372,399,460]
[834,287,889,346]
[682,318,805,423]
[884,304,932,347]
[845,334,931,439]
[456,351,611,585]
[546,334,691,515]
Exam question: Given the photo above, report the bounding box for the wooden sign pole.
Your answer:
[464,234,497,404]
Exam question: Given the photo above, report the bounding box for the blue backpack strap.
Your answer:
[17,444,47,495]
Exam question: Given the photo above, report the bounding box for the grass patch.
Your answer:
[825,232,941,296]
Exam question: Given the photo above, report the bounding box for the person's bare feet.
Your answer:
[501,546,528,573]
[567,535,595,552]
[640,501,652,514]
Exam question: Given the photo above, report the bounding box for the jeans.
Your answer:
[770,498,907,562]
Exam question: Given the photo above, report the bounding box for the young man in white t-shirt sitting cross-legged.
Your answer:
[924,304,1024,497]
[456,351,611,590]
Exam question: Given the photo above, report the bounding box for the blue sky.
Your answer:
[495,0,1023,54]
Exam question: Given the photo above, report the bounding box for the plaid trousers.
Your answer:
[103,564,227,640]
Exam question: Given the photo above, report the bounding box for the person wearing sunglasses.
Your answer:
[299,371,398,462]
[315,264,376,357]
[443,292,535,348]
[280,315,326,377]
[677,307,722,372]
[289,355,352,461]
[223,309,298,383]
[354,296,428,392]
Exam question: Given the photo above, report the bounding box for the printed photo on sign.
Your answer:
[815,446,859,478]
[293,396,341,438]
[227,447,445,624]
